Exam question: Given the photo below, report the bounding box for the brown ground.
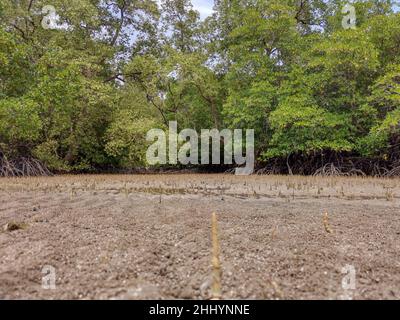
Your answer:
[0,174,399,300]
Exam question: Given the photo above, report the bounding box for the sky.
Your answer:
[155,0,214,19]
[192,0,214,19]
[169,1,400,19]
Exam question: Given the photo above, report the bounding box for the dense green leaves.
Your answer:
[267,95,353,158]
[0,97,41,145]
[1,0,400,174]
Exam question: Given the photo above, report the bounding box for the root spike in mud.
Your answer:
[323,212,333,234]
[211,212,222,300]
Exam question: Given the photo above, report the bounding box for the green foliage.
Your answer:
[359,64,400,156]
[1,0,400,173]
[105,86,163,167]
[0,98,41,147]
[305,29,379,112]
[266,95,353,158]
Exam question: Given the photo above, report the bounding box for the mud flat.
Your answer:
[0,174,399,299]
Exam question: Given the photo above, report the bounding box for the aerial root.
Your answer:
[0,156,51,177]
[323,212,333,234]
[211,212,222,300]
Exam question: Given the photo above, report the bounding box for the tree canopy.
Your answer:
[1,0,400,176]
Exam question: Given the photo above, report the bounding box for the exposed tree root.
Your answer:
[314,163,346,177]
[0,155,51,177]
[384,166,400,177]
[257,153,400,178]
[1,152,399,178]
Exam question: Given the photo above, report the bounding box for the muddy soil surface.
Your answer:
[0,174,399,300]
